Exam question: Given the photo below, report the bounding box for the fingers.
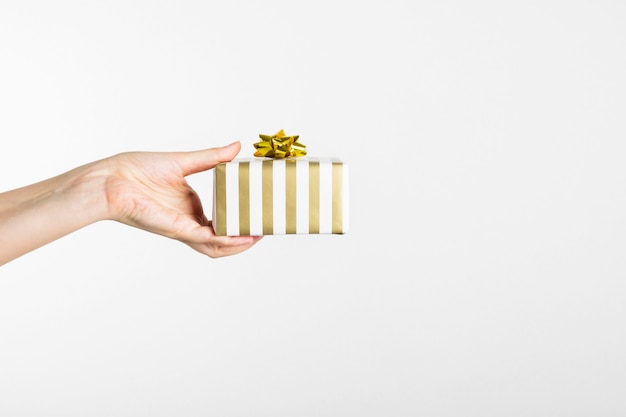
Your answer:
[170,217,263,258]
[191,235,263,258]
[177,141,242,176]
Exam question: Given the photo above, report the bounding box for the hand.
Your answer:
[104,141,263,258]
[0,141,262,266]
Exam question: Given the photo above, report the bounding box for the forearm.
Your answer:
[0,161,110,266]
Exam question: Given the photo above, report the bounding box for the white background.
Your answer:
[1,1,626,416]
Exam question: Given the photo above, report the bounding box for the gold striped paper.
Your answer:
[262,160,273,235]
[214,164,227,236]
[238,162,250,236]
[213,158,348,236]
[308,161,320,234]
[332,162,343,234]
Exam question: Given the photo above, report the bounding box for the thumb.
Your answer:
[177,141,242,176]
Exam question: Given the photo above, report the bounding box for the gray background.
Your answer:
[1,1,626,416]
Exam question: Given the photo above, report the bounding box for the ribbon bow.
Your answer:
[253,129,307,158]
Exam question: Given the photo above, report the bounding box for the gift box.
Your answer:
[212,156,349,236]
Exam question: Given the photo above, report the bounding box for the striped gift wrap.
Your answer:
[212,157,349,236]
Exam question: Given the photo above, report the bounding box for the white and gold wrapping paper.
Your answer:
[212,157,349,236]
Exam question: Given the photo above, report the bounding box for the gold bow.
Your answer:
[253,129,307,158]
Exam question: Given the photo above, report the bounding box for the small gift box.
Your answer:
[212,130,349,236]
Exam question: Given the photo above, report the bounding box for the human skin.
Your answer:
[0,141,262,266]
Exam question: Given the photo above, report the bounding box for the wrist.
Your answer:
[62,159,113,225]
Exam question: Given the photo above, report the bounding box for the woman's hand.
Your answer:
[104,141,262,258]
[0,141,262,266]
